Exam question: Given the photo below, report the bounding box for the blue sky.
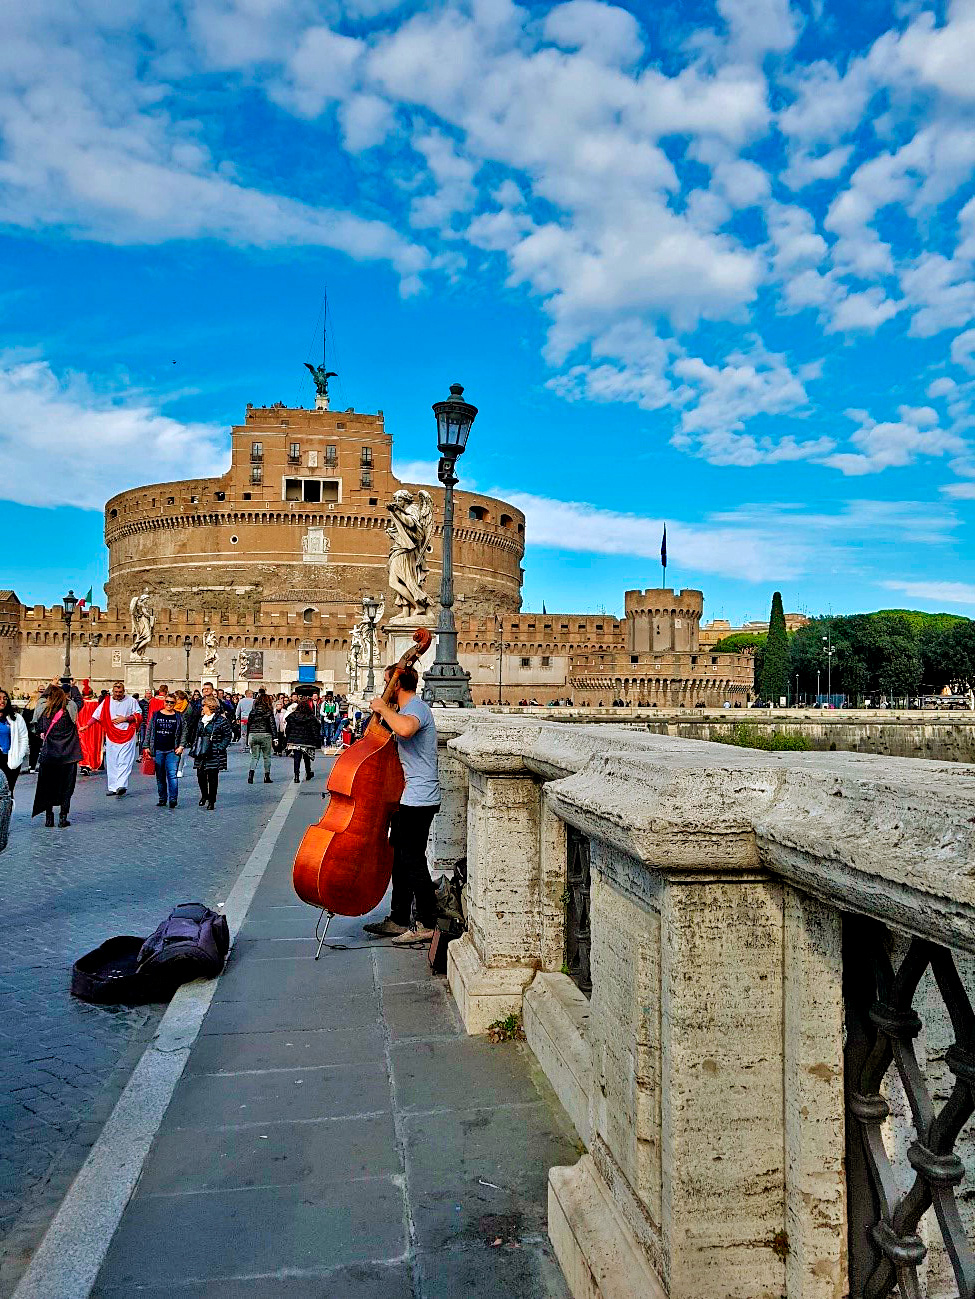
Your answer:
[2,0,975,623]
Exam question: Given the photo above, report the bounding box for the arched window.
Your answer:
[303,608,315,624]
[499,513,512,528]
[468,506,487,522]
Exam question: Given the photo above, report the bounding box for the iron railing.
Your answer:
[565,826,592,998]
[844,915,975,1298]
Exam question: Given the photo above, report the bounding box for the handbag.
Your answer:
[140,750,155,776]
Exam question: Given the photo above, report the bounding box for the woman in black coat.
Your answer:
[32,686,84,827]
[284,700,320,783]
[191,699,232,809]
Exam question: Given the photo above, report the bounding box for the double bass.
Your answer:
[292,628,432,956]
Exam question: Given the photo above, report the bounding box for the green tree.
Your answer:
[759,592,789,703]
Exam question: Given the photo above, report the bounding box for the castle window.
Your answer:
[285,477,340,503]
[711,656,718,664]
[215,491,225,501]
[167,496,175,505]
[360,471,372,488]
[110,508,118,518]
[335,423,345,431]
[499,513,512,528]
[517,523,524,534]
[324,445,337,465]
[360,447,373,467]
[631,655,638,664]
[251,465,263,484]
[520,656,531,668]
[541,656,551,667]
[303,608,315,624]
[242,492,251,500]
[251,442,263,460]
[469,506,487,522]
[288,443,300,463]
[369,497,378,506]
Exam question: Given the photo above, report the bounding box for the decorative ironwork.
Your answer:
[565,826,591,999]
[844,915,975,1298]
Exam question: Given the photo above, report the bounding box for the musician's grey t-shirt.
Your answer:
[397,696,441,808]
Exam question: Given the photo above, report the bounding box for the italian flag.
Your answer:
[77,587,93,609]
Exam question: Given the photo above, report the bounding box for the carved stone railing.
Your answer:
[442,716,975,1299]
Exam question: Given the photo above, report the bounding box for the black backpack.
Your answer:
[137,903,230,986]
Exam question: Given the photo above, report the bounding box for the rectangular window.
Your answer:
[360,470,372,488]
[520,656,531,668]
[251,465,262,484]
[631,655,639,664]
[541,656,551,667]
[361,447,373,467]
[284,478,340,503]
[289,442,300,461]
[251,441,263,460]
[324,445,337,465]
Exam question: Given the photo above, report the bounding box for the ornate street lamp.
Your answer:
[184,636,192,691]
[422,383,477,708]
[60,589,78,690]
[231,654,238,692]
[362,594,380,696]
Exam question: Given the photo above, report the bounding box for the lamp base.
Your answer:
[421,660,475,708]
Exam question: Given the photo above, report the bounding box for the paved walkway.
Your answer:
[0,745,284,1297]
[88,776,578,1297]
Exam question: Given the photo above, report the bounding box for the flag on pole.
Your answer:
[77,586,93,609]
[542,601,547,615]
[660,525,667,570]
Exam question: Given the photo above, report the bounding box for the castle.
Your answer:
[2,400,753,707]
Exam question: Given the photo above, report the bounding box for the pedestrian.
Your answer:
[192,697,232,809]
[0,689,29,795]
[89,681,141,797]
[236,689,254,744]
[246,691,274,784]
[285,698,319,783]
[144,693,188,808]
[32,685,83,827]
[77,689,104,775]
[362,665,441,944]
[25,685,46,772]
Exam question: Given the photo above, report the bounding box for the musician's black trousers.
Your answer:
[389,803,440,929]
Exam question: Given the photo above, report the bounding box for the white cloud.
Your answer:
[882,580,975,608]
[942,481,975,499]
[543,1,644,67]
[0,356,228,510]
[951,328,975,372]
[819,410,966,475]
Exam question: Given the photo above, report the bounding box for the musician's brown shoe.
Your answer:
[390,925,436,946]
[363,917,408,937]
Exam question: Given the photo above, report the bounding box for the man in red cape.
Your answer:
[86,682,142,796]
[77,688,104,774]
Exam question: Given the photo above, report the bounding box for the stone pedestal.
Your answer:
[124,656,153,698]
[383,612,437,677]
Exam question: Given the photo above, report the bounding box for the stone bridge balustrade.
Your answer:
[442,717,975,1299]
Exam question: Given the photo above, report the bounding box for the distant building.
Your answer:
[7,399,753,706]
[700,611,810,647]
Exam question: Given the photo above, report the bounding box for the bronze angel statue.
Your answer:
[304,362,338,402]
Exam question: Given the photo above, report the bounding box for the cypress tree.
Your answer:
[760,591,789,704]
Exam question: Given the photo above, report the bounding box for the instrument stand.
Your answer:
[314,909,334,960]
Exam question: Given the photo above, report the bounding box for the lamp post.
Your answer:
[183,636,192,691]
[822,629,835,707]
[422,383,477,708]
[362,595,380,696]
[60,590,78,690]
[816,668,821,705]
[231,655,238,693]
[496,613,503,706]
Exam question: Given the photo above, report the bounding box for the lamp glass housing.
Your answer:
[62,590,78,618]
[433,383,477,457]
[363,595,379,623]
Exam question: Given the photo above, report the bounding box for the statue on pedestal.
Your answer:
[304,363,337,411]
[202,627,218,677]
[386,490,435,615]
[348,623,366,695]
[129,589,154,658]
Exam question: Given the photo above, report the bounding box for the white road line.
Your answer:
[11,778,300,1299]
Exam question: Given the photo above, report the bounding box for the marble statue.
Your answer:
[202,627,218,676]
[386,490,435,615]
[129,589,154,658]
[347,623,366,695]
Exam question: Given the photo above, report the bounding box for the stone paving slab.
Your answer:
[0,750,284,1298]
[87,781,577,1298]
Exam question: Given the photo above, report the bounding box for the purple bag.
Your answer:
[137,903,230,987]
